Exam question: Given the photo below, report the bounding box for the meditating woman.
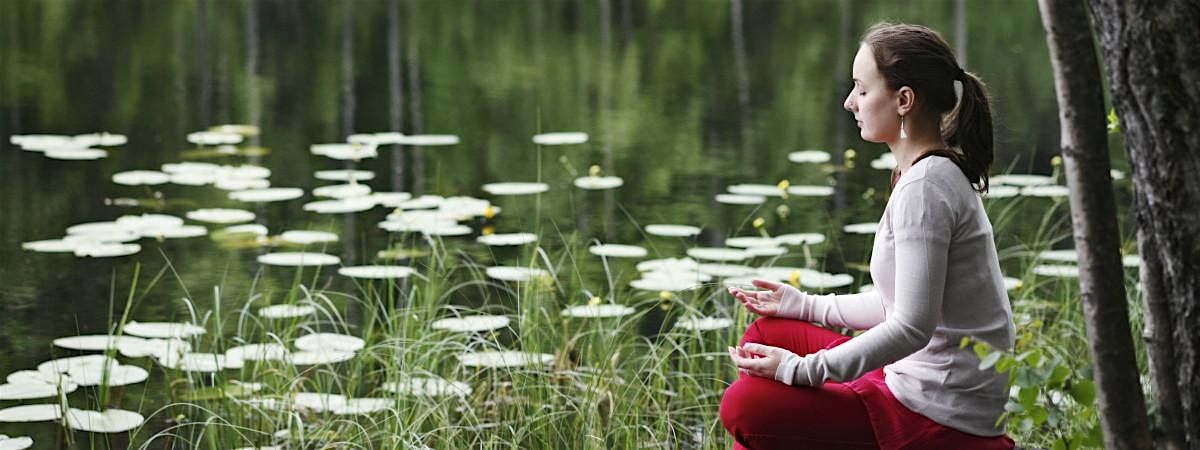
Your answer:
[720,23,1016,450]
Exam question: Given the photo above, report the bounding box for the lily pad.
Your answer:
[457,351,554,368]
[644,224,701,237]
[257,252,340,266]
[431,315,510,332]
[532,132,588,145]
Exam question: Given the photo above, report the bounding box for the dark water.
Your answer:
[0,0,1100,447]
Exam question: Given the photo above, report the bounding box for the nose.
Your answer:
[843,91,855,113]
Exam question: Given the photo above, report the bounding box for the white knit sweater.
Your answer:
[772,155,1015,436]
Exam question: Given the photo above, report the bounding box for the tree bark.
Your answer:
[1037,0,1152,448]
[407,0,426,195]
[729,0,752,170]
[387,0,405,192]
[1087,0,1200,447]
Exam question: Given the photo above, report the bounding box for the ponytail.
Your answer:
[944,71,994,193]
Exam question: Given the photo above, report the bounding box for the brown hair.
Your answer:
[864,23,993,193]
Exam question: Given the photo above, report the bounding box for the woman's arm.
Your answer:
[775,290,887,330]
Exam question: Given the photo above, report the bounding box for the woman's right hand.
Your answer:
[727,279,792,316]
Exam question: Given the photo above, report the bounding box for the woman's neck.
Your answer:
[888,117,947,172]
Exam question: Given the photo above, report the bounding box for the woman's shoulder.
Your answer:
[895,156,963,192]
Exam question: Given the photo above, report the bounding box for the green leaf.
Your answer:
[995,355,1015,373]
[1030,405,1049,425]
[1049,364,1071,387]
[979,351,1002,370]
[959,336,971,349]
[1051,439,1067,450]
[1017,349,1043,367]
[1107,108,1121,134]
[1070,380,1097,406]
[1019,386,1038,409]
[1004,401,1025,414]
[973,342,991,360]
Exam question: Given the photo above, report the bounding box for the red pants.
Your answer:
[719,317,1015,450]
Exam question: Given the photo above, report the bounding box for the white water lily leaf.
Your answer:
[214,178,270,191]
[186,208,256,224]
[371,191,414,207]
[161,161,220,175]
[431,315,510,333]
[589,243,647,258]
[746,247,786,257]
[338,265,417,279]
[870,153,897,170]
[397,195,444,210]
[208,124,259,136]
[257,252,340,266]
[482,182,549,196]
[799,272,854,289]
[288,350,356,365]
[0,435,32,450]
[116,338,190,359]
[383,376,472,397]
[644,224,701,237]
[313,183,372,199]
[787,150,832,164]
[1122,255,1141,268]
[574,176,623,190]
[686,247,750,262]
[843,222,880,235]
[629,277,701,292]
[122,321,206,339]
[140,224,207,239]
[992,174,1055,186]
[45,148,107,160]
[52,335,146,352]
[774,233,826,246]
[291,392,348,412]
[696,263,756,278]
[332,398,393,415]
[636,257,699,272]
[984,185,1020,199]
[714,194,765,205]
[561,304,635,318]
[21,239,80,253]
[69,363,148,387]
[73,132,127,147]
[422,224,472,236]
[485,266,551,282]
[1037,249,1078,262]
[397,134,459,146]
[477,233,537,246]
[225,344,289,364]
[786,185,835,197]
[116,213,184,231]
[1021,185,1070,198]
[311,143,378,160]
[229,188,304,203]
[674,317,734,331]
[187,131,242,145]
[724,236,780,248]
[457,351,554,368]
[280,230,339,245]
[258,304,317,319]
[1032,264,1079,278]
[222,224,269,236]
[295,333,364,352]
[73,242,140,258]
[727,184,785,197]
[0,383,74,401]
[158,353,227,372]
[303,197,376,214]
[532,132,588,145]
[640,268,712,283]
[0,404,62,422]
[64,408,144,433]
[112,170,169,186]
[315,169,375,182]
[1002,277,1022,290]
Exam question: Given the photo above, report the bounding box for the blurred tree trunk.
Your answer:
[340,0,355,140]
[387,0,405,192]
[194,0,211,126]
[599,0,615,240]
[407,0,426,195]
[954,0,967,68]
[1087,0,1200,448]
[832,0,852,215]
[243,0,260,146]
[1037,0,1152,448]
[730,0,751,170]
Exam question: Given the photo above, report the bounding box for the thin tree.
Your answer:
[1037,0,1152,448]
[1087,0,1200,447]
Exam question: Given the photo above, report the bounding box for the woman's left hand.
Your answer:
[728,343,796,380]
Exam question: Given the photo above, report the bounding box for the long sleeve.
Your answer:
[775,290,886,330]
[775,179,955,387]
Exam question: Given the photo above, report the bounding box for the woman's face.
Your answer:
[844,45,899,143]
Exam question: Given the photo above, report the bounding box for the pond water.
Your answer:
[0,1,1125,448]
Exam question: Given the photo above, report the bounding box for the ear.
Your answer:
[896,86,916,116]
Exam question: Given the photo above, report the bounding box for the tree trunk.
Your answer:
[407,0,426,195]
[340,1,355,140]
[1037,0,1153,448]
[954,0,968,69]
[1087,0,1200,447]
[387,0,405,192]
[195,0,211,126]
[729,0,751,170]
[244,0,260,145]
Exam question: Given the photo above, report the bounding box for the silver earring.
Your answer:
[899,115,908,139]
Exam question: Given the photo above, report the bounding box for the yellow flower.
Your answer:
[788,270,801,288]
[482,225,495,236]
[1051,156,1062,167]
[484,205,496,220]
[752,217,766,229]
[775,204,790,221]
[844,148,857,160]
[658,291,673,301]
[588,296,602,306]
[589,164,601,177]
